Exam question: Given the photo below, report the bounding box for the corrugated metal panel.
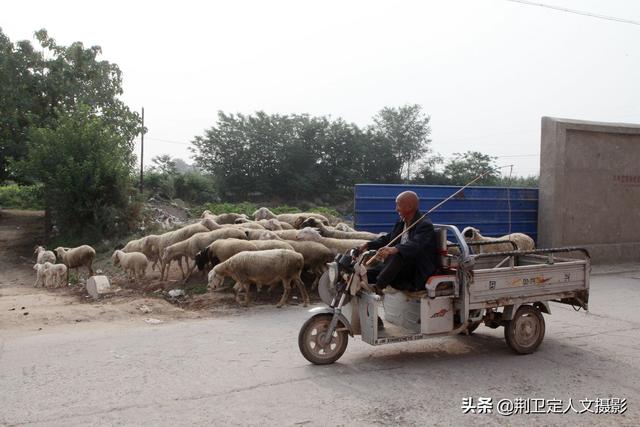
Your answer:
[354,184,538,241]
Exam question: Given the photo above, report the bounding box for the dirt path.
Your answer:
[0,210,203,334]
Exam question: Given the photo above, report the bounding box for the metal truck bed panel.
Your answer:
[469,258,589,307]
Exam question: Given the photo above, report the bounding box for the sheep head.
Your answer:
[200,210,212,218]
[195,247,208,271]
[296,227,322,241]
[208,269,224,290]
[54,247,66,258]
[462,227,481,242]
[111,250,121,266]
[253,207,275,220]
[201,218,220,230]
[300,217,323,229]
[34,245,45,255]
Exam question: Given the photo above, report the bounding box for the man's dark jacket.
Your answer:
[367,211,438,290]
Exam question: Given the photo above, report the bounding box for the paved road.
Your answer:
[1,269,639,426]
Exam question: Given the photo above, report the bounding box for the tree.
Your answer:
[443,151,500,185]
[372,104,432,181]
[19,106,138,241]
[151,155,177,175]
[0,28,141,182]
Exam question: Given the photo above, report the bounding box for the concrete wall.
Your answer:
[539,117,640,263]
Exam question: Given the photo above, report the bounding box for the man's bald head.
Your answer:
[395,191,419,222]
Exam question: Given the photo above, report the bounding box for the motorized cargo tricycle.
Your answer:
[298,224,590,364]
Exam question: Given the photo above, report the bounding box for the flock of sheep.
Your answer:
[30,207,536,307]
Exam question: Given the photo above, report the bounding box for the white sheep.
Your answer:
[34,246,56,264]
[284,240,335,289]
[244,229,282,241]
[122,236,159,271]
[33,263,49,287]
[54,245,96,283]
[295,227,367,255]
[334,223,356,232]
[272,230,300,240]
[252,207,329,227]
[43,262,68,287]
[154,222,211,276]
[300,217,379,240]
[462,227,535,254]
[112,250,148,280]
[208,249,309,307]
[202,212,248,224]
[161,228,247,281]
[198,238,258,269]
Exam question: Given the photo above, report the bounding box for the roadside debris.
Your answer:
[168,289,185,298]
[138,304,152,313]
[144,318,163,324]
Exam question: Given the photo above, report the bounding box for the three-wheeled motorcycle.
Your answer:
[298,224,590,364]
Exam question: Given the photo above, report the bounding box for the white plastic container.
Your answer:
[420,297,453,334]
[383,290,421,333]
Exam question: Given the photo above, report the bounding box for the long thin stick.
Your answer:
[365,166,512,265]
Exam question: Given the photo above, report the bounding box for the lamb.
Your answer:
[300,217,379,240]
[161,228,247,281]
[112,250,148,280]
[208,249,309,307]
[122,236,159,271]
[295,227,367,255]
[252,207,329,227]
[34,246,56,264]
[284,240,334,289]
[462,227,535,254]
[43,262,68,287]
[54,245,96,284]
[33,263,49,287]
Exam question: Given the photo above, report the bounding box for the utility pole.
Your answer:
[139,107,144,193]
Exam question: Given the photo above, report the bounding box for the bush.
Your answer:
[0,184,44,209]
[173,172,218,204]
[18,106,140,242]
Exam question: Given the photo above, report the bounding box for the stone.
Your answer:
[86,276,112,299]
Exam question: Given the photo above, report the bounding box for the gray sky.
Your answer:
[4,0,639,177]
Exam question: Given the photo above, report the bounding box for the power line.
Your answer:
[505,0,640,26]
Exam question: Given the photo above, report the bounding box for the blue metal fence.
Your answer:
[354,184,538,241]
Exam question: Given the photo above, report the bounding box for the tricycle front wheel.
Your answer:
[504,305,545,354]
[298,314,349,365]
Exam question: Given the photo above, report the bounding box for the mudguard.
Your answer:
[307,306,354,337]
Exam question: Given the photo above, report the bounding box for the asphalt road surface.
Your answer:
[1,268,639,426]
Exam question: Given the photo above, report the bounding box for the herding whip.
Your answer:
[365,165,514,266]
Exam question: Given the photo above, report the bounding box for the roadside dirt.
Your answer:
[0,209,311,334]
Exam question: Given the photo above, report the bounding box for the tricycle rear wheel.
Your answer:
[504,305,545,354]
[298,314,349,365]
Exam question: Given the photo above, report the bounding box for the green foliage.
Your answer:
[190,110,417,202]
[0,27,141,182]
[372,104,432,181]
[443,151,500,186]
[0,184,44,209]
[18,106,140,242]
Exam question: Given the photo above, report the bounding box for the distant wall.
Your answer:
[539,117,640,263]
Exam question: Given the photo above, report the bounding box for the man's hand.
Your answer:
[377,246,399,260]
